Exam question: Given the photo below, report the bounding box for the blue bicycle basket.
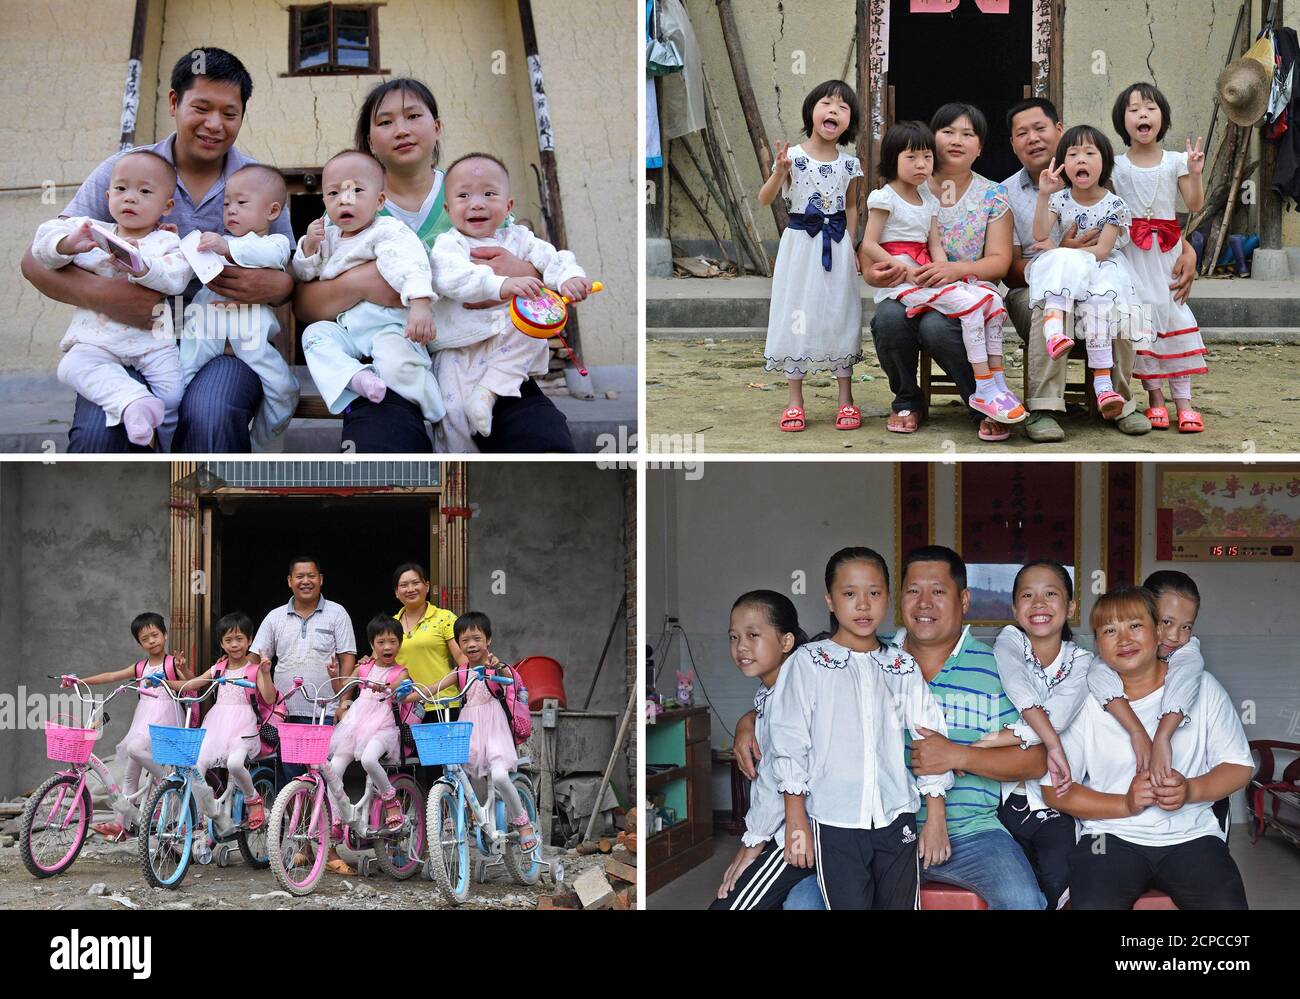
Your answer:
[410,721,473,765]
[149,725,206,767]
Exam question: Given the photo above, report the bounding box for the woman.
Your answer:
[1042,585,1252,909]
[392,561,461,711]
[293,78,573,452]
[867,102,1013,443]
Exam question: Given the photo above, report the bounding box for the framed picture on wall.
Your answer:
[1155,465,1300,562]
[957,463,1081,626]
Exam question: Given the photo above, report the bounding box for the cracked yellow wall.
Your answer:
[3,0,634,376]
[1,0,138,373]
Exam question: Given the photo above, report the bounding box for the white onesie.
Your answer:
[428,224,586,453]
[32,216,192,429]
[293,215,444,423]
[182,231,299,451]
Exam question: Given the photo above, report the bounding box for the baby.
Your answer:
[293,150,443,424]
[429,153,592,450]
[31,150,193,446]
[183,164,299,451]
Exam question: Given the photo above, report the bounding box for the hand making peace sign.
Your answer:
[1039,157,1068,195]
[1185,135,1206,176]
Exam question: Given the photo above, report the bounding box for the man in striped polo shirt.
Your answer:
[749,545,1050,910]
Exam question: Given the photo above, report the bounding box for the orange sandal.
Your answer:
[1145,405,1170,430]
[244,795,265,832]
[835,404,862,430]
[1177,409,1205,433]
[779,406,806,432]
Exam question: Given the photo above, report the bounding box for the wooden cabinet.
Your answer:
[645,706,714,893]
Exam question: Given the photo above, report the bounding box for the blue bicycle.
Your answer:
[137,674,275,888]
[406,668,562,905]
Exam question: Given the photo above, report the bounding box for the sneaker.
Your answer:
[1116,410,1152,435]
[1024,411,1065,443]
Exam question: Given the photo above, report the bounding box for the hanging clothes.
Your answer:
[658,0,706,140]
[1266,27,1300,208]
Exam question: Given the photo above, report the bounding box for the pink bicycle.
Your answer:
[19,673,161,878]
[265,676,426,896]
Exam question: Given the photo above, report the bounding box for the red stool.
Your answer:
[919,883,989,910]
[1133,889,1177,910]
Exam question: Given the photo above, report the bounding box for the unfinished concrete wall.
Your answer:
[4,0,634,378]
[0,461,633,801]
[0,462,172,799]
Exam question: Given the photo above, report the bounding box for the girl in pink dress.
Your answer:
[66,612,187,840]
[164,612,277,832]
[325,617,412,832]
[433,612,536,852]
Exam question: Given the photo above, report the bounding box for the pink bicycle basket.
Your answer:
[276,722,334,764]
[44,721,100,764]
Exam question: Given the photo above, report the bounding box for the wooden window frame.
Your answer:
[286,3,387,77]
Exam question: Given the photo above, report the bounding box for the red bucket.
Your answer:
[514,656,566,709]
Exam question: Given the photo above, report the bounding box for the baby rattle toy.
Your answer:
[508,281,604,376]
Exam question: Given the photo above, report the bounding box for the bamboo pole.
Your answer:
[699,108,764,274]
[677,138,742,268]
[1205,125,1250,276]
[715,0,788,233]
[667,160,729,262]
[703,70,771,276]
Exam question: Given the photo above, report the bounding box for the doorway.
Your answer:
[887,0,1033,182]
[204,495,436,664]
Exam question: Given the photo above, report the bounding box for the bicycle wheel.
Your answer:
[19,773,92,878]
[139,777,195,889]
[503,776,542,885]
[267,778,328,896]
[373,773,425,880]
[236,766,277,869]
[425,781,470,905]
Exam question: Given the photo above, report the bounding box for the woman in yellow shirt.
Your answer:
[393,562,462,711]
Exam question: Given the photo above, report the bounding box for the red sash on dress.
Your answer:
[880,240,931,266]
[1130,217,1181,252]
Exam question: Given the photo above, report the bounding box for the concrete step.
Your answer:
[0,365,638,454]
[648,326,1300,345]
[647,277,1300,330]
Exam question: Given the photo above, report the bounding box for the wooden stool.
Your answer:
[1023,340,1101,419]
[919,882,989,910]
[918,350,964,420]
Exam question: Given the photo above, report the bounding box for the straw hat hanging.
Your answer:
[1217,56,1271,126]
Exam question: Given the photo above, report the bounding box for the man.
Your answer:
[22,47,294,453]
[735,545,1049,909]
[250,556,357,788]
[1002,98,1196,442]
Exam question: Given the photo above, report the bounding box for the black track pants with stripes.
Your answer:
[708,837,814,910]
[812,812,919,910]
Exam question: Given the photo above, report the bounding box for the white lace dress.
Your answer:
[763,145,863,376]
[1111,151,1207,382]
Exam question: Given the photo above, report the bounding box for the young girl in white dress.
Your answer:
[1028,126,1151,420]
[1110,83,1207,433]
[860,121,1025,424]
[759,80,865,433]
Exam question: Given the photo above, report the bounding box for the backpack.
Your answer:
[135,656,199,727]
[458,662,532,746]
[357,660,417,759]
[212,658,287,758]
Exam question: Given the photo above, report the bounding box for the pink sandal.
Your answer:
[834,404,862,430]
[1045,334,1073,360]
[1145,405,1170,430]
[1096,390,1125,420]
[382,791,404,831]
[512,814,538,852]
[779,406,806,432]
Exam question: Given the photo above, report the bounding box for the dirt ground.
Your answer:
[646,339,1300,454]
[0,829,589,911]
